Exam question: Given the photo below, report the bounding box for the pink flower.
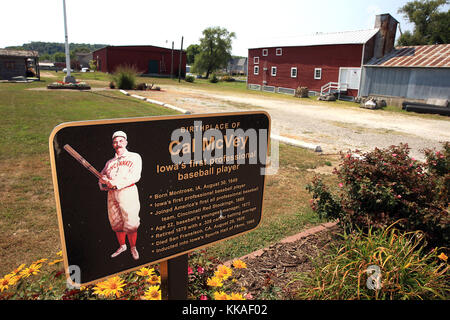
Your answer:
[245,293,253,300]
[339,183,343,188]
[392,154,397,157]
[197,266,205,274]
[200,295,208,300]
[188,266,193,275]
[397,195,402,199]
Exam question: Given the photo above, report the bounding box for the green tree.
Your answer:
[186,44,200,65]
[192,26,236,78]
[397,0,450,45]
[53,52,66,62]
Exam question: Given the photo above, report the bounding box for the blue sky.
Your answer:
[0,0,432,56]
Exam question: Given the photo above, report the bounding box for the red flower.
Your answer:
[188,266,193,275]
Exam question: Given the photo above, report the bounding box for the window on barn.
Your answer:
[262,49,268,56]
[291,67,297,78]
[271,66,277,76]
[254,66,259,75]
[254,57,259,64]
[314,68,322,80]
[276,48,282,56]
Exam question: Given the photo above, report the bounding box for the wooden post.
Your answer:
[171,41,174,79]
[178,36,183,83]
[160,254,188,300]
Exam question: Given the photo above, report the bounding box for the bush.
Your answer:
[294,225,449,300]
[306,143,449,247]
[135,83,148,90]
[111,65,139,90]
[295,86,309,98]
[185,75,195,83]
[209,74,219,83]
[221,75,235,82]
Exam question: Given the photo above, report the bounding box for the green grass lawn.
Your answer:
[0,75,336,277]
[0,77,178,159]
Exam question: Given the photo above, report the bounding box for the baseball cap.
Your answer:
[112,131,127,140]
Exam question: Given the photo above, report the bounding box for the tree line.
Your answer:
[5,41,108,62]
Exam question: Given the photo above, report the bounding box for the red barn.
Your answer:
[247,14,398,98]
[92,45,186,76]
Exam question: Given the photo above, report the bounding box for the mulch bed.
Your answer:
[230,224,342,299]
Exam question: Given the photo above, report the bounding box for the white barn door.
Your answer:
[339,67,361,90]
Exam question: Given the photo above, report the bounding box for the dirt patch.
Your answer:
[229,225,341,299]
[306,154,341,175]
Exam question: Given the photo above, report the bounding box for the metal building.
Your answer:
[360,44,450,105]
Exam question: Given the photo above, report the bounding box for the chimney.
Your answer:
[373,13,398,59]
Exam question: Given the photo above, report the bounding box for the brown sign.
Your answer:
[49,112,270,286]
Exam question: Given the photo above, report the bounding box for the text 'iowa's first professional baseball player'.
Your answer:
[98,131,142,260]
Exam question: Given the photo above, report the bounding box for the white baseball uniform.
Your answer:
[99,150,142,233]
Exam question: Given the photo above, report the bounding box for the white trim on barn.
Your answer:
[291,67,297,78]
[271,66,277,76]
[314,68,322,80]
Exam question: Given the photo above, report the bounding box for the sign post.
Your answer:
[160,254,188,300]
[49,112,270,292]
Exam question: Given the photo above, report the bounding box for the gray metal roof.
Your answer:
[249,28,379,49]
[0,49,39,57]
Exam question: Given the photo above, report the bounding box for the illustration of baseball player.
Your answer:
[98,131,142,260]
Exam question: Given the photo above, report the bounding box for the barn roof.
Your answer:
[365,44,450,68]
[0,49,39,57]
[248,28,380,49]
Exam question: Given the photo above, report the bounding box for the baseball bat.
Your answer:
[63,144,103,179]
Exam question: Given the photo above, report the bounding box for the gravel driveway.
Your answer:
[136,85,450,160]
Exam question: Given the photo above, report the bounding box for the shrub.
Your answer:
[209,74,219,83]
[295,86,309,98]
[424,141,449,203]
[221,75,235,82]
[306,143,449,247]
[185,75,195,83]
[294,225,449,300]
[135,83,148,90]
[111,65,139,90]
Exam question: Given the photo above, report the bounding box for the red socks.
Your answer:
[127,232,137,247]
[116,231,126,246]
[115,231,137,247]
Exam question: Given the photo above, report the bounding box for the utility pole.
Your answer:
[62,0,75,83]
[178,36,183,83]
[171,41,174,79]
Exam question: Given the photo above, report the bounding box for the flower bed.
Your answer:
[47,81,91,90]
